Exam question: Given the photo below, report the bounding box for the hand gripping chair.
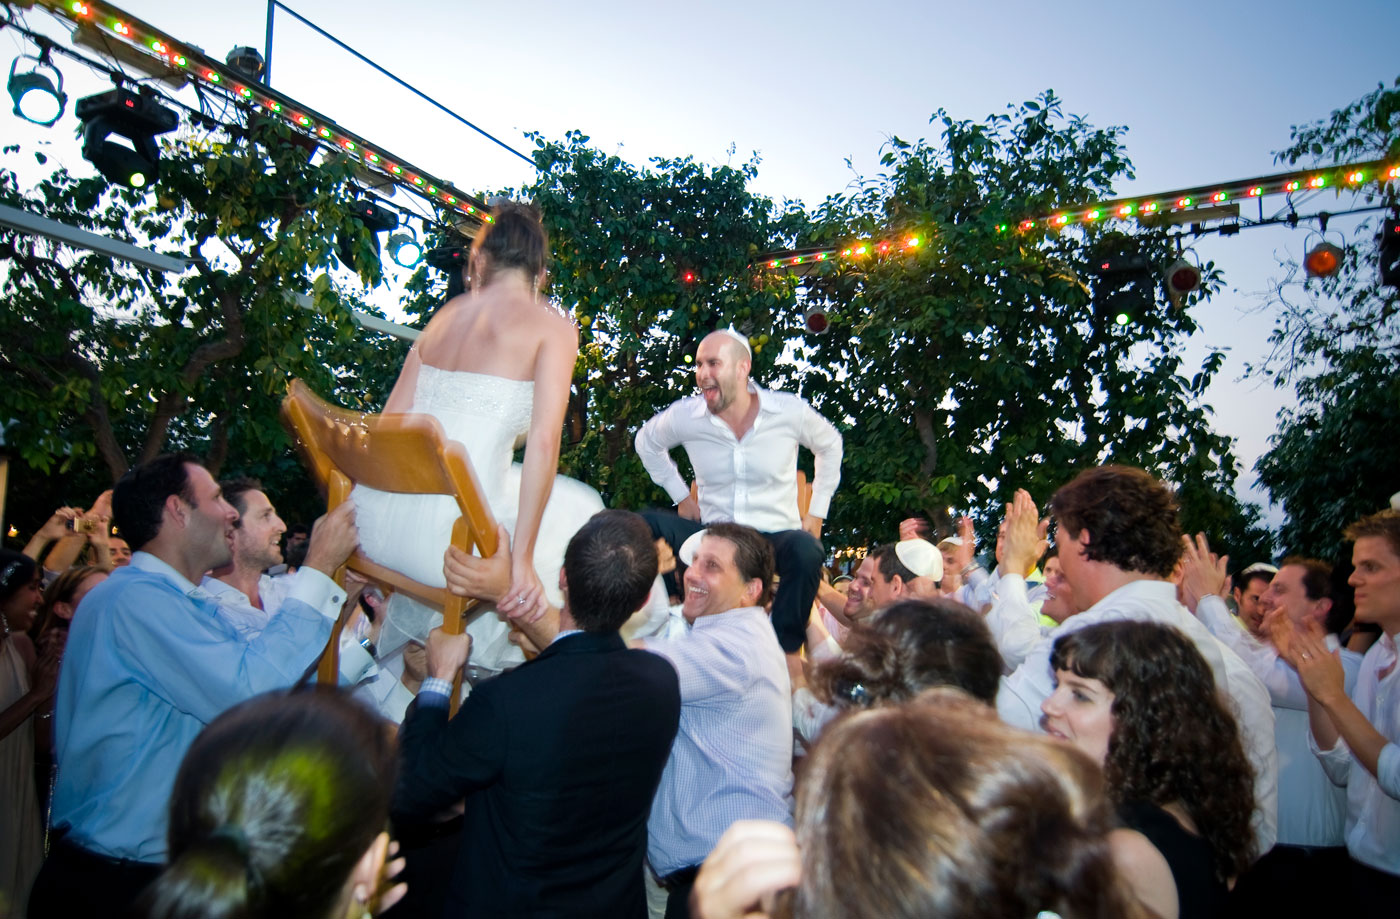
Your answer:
[281,378,498,713]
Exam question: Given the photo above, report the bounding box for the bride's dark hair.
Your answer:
[470,199,547,287]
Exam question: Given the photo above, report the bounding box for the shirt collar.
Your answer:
[688,381,776,419]
[550,628,584,646]
[1084,577,1177,612]
[130,551,213,600]
[690,605,766,630]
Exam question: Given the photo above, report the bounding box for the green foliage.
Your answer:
[1256,349,1399,560]
[497,131,802,510]
[1255,75,1400,557]
[777,92,1263,553]
[0,118,404,532]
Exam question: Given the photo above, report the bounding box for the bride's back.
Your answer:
[415,201,572,383]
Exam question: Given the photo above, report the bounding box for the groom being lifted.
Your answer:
[635,329,843,653]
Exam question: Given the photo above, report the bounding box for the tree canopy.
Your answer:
[3,92,1274,564]
[1254,75,1400,559]
[0,117,405,528]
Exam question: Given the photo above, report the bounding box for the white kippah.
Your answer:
[716,326,752,359]
[896,538,943,582]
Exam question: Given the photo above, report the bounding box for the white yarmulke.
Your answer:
[896,538,943,582]
[715,326,752,359]
[679,528,707,566]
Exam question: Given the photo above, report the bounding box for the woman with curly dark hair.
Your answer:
[1043,620,1256,919]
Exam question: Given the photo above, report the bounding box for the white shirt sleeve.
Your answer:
[983,574,1042,672]
[795,400,842,519]
[1196,595,1310,709]
[635,404,692,505]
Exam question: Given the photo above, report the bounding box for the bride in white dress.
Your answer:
[351,202,603,673]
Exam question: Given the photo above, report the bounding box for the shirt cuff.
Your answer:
[337,639,377,687]
[283,567,347,621]
[806,493,833,519]
[418,677,453,708]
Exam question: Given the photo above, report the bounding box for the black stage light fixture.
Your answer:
[75,88,178,189]
[387,227,424,268]
[337,198,399,272]
[225,46,266,82]
[8,53,68,127]
[1379,218,1400,289]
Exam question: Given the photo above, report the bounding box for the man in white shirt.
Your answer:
[635,329,842,653]
[1278,509,1400,910]
[199,478,386,706]
[997,465,1279,856]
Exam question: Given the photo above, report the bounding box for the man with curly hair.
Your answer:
[997,465,1279,855]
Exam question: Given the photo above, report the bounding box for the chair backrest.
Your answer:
[688,469,812,520]
[281,379,499,698]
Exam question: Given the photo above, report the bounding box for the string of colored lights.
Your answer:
[751,158,1398,271]
[20,0,494,225]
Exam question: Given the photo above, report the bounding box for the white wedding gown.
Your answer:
[351,365,604,674]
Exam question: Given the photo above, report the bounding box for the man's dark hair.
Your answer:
[870,544,917,584]
[1050,466,1182,578]
[703,522,775,608]
[220,476,265,525]
[112,453,201,551]
[1279,556,1333,602]
[1235,568,1275,594]
[563,510,659,632]
[1039,544,1059,567]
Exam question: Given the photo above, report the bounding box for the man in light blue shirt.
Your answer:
[634,522,793,919]
[30,453,357,918]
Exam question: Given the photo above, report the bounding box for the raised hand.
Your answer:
[1177,533,1229,614]
[691,820,801,919]
[1000,489,1048,579]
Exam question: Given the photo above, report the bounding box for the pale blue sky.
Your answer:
[8,0,1399,521]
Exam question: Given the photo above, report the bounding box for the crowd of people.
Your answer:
[1,203,1396,919]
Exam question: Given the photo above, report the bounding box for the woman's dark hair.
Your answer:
[469,200,547,288]
[811,599,1002,707]
[0,548,38,607]
[31,564,108,641]
[1051,621,1256,882]
[137,689,396,919]
[779,689,1145,919]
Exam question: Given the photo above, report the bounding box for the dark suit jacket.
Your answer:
[394,630,681,919]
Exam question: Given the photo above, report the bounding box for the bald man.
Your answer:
[635,330,843,653]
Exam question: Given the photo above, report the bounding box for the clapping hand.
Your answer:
[999,489,1048,579]
[1275,615,1347,706]
[1177,533,1229,614]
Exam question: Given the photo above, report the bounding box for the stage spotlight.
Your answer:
[337,198,399,272]
[804,305,830,334]
[1164,258,1201,299]
[387,228,424,268]
[225,46,265,82]
[75,88,178,188]
[1379,218,1400,288]
[8,54,68,127]
[1304,240,1343,278]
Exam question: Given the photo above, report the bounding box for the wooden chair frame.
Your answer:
[281,379,499,712]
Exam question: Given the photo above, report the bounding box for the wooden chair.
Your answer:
[281,379,499,712]
[687,469,812,520]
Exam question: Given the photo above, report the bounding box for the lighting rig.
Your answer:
[752,158,1399,275]
[11,0,494,228]
[7,45,66,125]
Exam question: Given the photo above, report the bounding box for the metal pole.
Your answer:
[264,0,276,85]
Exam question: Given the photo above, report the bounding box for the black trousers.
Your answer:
[28,836,162,918]
[642,510,823,653]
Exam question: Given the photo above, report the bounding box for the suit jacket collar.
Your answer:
[532,629,625,662]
